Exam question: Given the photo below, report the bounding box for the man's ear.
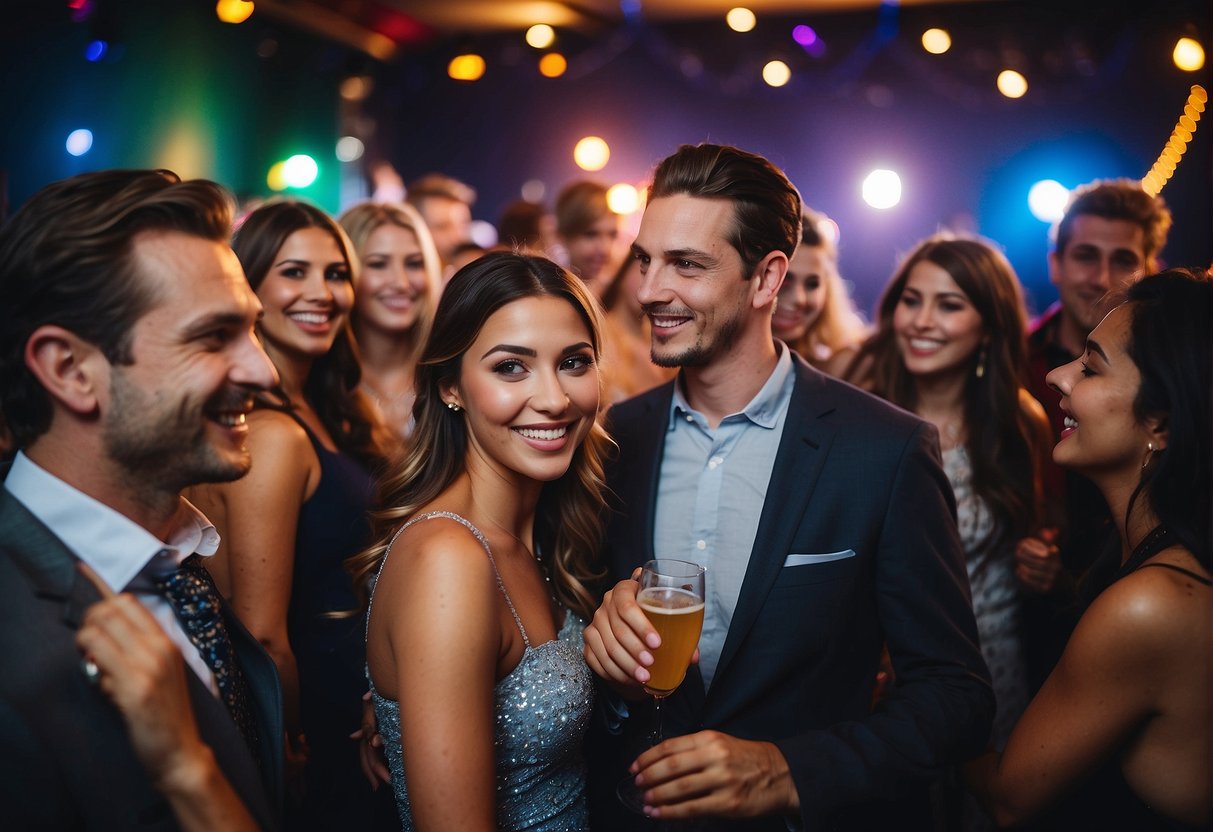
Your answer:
[751,251,789,310]
[1047,249,1062,288]
[24,325,106,417]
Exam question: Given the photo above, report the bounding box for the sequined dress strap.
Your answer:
[369,510,531,648]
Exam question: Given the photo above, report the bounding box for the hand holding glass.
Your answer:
[617,559,706,812]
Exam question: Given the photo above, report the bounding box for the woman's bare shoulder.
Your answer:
[1076,551,1210,658]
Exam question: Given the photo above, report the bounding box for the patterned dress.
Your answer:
[367,512,594,831]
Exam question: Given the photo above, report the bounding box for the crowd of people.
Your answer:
[0,143,1208,832]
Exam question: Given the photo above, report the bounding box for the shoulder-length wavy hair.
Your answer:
[347,251,611,620]
[784,208,868,365]
[338,200,443,352]
[853,235,1043,547]
[1119,268,1211,570]
[231,198,385,470]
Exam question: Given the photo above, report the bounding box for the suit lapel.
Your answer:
[708,361,839,694]
[0,489,281,828]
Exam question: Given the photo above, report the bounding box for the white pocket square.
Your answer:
[783,550,856,567]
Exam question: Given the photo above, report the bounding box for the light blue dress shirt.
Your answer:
[652,342,795,689]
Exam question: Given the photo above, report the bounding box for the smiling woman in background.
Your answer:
[771,207,868,376]
[188,200,395,830]
[847,238,1052,829]
[340,201,443,444]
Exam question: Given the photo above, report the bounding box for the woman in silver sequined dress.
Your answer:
[346,252,611,830]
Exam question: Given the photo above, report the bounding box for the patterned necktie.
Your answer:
[154,554,260,759]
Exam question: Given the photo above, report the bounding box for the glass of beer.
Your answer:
[617,558,706,813]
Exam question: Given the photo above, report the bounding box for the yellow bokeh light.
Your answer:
[762,60,791,87]
[216,0,254,24]
[997,69,1028,99]
[1179,115,1197,132]
[1191,85,1208,105]
[538,53,567,78]
[606,183,640,215]
[526,24,556,50]
[1173,37,1205,72]
[267,161,287,191]
[1162,147,1181,163]
[573,136,610,171]
[726,8,756,33]
[448,54,486,82]
[921,28,951,55]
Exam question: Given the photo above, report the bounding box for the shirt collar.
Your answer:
[4,452,220,591]
[667,340,795,430]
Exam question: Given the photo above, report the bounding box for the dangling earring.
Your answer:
[446,401,462,412]
[1141,441,1155,469]
[975,345,987,379]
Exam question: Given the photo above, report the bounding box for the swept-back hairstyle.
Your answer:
[338,200,442,351]
[1119,268,1211,570]
[783,208,868,365]
[854,235,1043,546]
[231,199,384,469]
[1053,179,1172,272]
[348,251,610,620]
[648,143,802,278]
[0,169,234,448]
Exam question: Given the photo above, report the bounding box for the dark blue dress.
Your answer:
[287,417,396,829]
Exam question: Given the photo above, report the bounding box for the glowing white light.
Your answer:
[762,60,791,87]
[335,136,364,162]
[861,169,902,210]
[606,183,640,214]
[526,24,555,49]
[574,136,610,171]
[997,69,1028,99]
[1028,179,1070,223]
[282,154,319,188]
[726,8,756,33]
[66,129,94,156]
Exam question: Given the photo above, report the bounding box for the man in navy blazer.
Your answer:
[583,144,994,830]
[0,170,283,829]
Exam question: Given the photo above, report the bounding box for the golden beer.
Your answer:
[637,586,705,697]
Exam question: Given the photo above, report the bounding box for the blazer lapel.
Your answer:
[708,362,839,693]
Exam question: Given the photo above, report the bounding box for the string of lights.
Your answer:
[1142,85,1206,197]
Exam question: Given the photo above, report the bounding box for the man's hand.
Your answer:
[1015,528,1062,594]
[75,562,259,831]
[582,570,659,699]
[349,690,391,789]
[628,731,800,820]
[75,563,209,790]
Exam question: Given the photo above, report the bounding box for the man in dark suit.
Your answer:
[583,144,994,830]
[0,170,283,829]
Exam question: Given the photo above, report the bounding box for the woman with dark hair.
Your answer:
[347,252,609,831]
[771,207,868,376]
[188,199,394,829]
[965,268,1211,830]
[847,236,1052,768]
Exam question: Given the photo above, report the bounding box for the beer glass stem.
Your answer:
[649,695,665,748]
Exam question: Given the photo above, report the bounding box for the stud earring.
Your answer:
[975,345,987,379]
[446,401,462,412]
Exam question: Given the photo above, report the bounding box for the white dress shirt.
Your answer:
[5,451,221,694]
